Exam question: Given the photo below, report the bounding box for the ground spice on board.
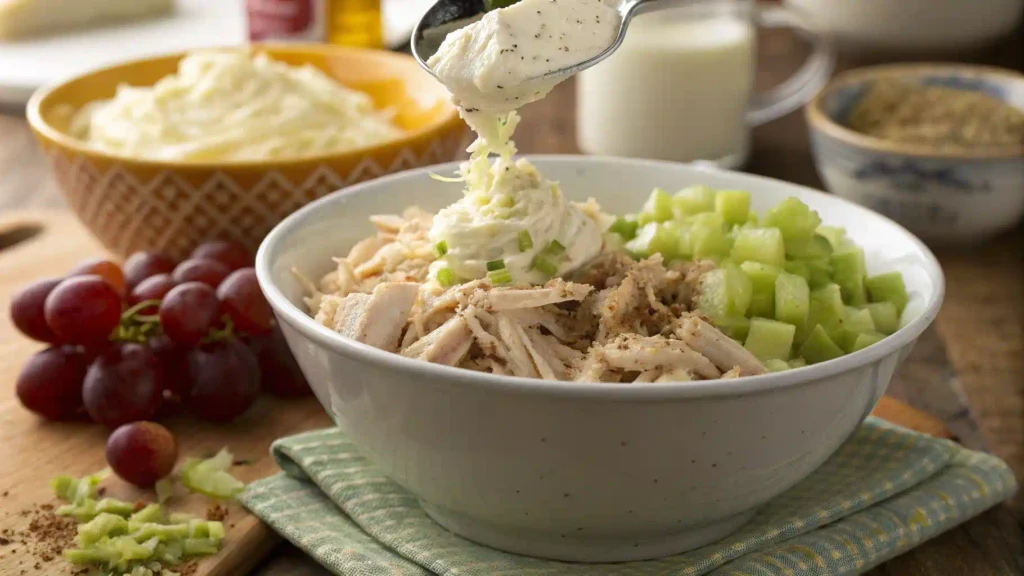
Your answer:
[206,504,229,522]
[847,78,1024,150]
[1,503,77,570]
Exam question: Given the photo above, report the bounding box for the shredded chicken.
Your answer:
[304,206,774,383]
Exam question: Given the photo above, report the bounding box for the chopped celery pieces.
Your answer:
[741,262,779,318]
[744,318,796,362]
[697,263,753,320]
[715,190,751,225]
[672,185,716,216]
[817,226,846,249]
[853,331,886,351]
[626,222,680,260]
[688,212,731,260]
[799,325,845,364]
[715,314,751,342]
[831,246,868,305]
[865,271,909,314]
[731,227,785,267]
[180,448,245,500]
[863,301,900,335]
[765,359,791,372]
[775,272,809,327]
[638,188,673,225]
[608,216,639,241]
[785,234,833,260]
[762,197,821,243]
[616,188,911,365]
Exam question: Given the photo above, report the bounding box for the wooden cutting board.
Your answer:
[0,210,952,576]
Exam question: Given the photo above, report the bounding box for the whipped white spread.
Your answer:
[426,0,618,285]
[429,114,603,285]
[70,50,403,161]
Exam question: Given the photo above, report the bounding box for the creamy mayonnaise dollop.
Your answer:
[429,115,603,285]
[426,0,618,286]
[70,50,403,161]
[427,0,619,141]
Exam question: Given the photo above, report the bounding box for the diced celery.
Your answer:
[697,263,753,320]
[765,359,790,372]
[183,538,220,557]
[131,523,189,543]
[715,190,751,225]
[744,318,796,361]
[852,331,886,351]
[830,246,868,305]
[816,226,846,249]
[715,314,751,342]
[78,513,130,547]
[843,307,876,333]
[207,521,226,541]
[64,547,117,565]
[799,325,845,364]
[741,262,780,318]
[788,357,807,369]
[784,260,810,280]
[675,223,694,258]
[762,197,822,243]
[688,213,731,260]
[862,301,900,335]
[672,185,716,216]
[626,222,680,260]
[180,449,245,500]
[810,284,846,325]
[638,188,673,225]
[155,479,174,505]
[775,272,809,327]
[865,271,909,314]
[129,504,163,525]
[785,234,833,260]
[730,227,785,267]
[804,258,833,289]
[607,217,639,241]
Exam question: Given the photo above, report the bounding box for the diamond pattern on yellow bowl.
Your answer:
[42,129,468,259]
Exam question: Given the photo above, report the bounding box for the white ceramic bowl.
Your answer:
[807,64,1024,245]
[783,0,1024,54]
[256,156,944,563]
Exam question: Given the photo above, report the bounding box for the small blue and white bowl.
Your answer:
[806,64,1024,245]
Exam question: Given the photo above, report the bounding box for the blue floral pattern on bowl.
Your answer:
[807,67,1024,244]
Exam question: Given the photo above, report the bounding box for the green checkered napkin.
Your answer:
[241,418,1016,576]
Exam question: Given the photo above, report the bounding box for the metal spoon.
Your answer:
[412,0,684,79]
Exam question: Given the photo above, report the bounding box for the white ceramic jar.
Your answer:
[576,0,834,168]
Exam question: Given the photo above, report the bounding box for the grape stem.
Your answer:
[202,315,236,344]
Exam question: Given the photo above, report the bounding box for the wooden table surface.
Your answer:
[2,23,1023,576]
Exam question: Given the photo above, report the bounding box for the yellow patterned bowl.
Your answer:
[27,45,467,259]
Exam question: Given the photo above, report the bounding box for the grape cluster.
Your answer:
[11,241,310,427]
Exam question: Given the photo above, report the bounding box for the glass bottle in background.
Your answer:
[327,0,383,48]
[245,0,383,48]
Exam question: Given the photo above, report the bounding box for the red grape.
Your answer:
[106,422,178,488]
[187,339,260,422]
[124,251,176,290]
[217,268,273,334]
[148,333,191,400]
[128,274,176,307]
[172,259,230,288]
[10,277,64,343]
[16,346,89,420]
[83,343,165,427]
[159,282,221,345]
[44,276,123,345]
[70,259,126,297]
[190,240,252,271]
[246,328,310,396]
